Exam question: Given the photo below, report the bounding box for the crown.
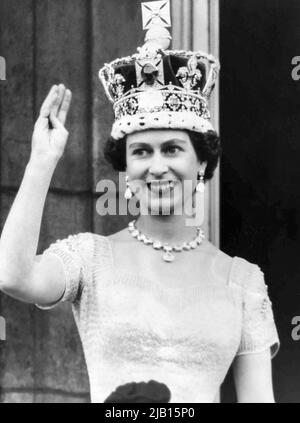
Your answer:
[99,0,220,140]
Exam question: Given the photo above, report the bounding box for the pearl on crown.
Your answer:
[144,25,172,50]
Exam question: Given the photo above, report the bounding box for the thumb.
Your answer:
[49,111,63,130]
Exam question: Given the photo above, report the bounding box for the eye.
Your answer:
[164,145,182,156]
[132,148,151,157]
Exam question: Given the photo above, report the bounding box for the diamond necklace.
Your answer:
[127,220,205,262]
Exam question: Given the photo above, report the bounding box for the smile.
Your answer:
[146,180,176,194]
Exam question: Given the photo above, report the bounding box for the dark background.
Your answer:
[220,0,300,402]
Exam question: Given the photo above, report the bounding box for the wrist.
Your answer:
[27,153,59,173]
[26,157,58,181]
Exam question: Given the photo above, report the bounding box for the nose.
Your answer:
[148,152,168,177]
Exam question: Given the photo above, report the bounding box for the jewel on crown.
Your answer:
[98,1,220,140]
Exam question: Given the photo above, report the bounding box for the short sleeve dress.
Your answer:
[36,232,280,403]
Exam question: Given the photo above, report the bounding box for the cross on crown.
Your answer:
[141,1,171,29]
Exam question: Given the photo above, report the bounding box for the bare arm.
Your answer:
[233,349,275,403]
[0,84,72,305]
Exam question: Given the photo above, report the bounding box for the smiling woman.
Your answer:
[0,0,279,403]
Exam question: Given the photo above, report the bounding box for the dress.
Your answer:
[36,232,280,403]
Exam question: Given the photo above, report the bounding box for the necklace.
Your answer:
[128,220,205,262]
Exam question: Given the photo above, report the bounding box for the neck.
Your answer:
[135,214,199,244]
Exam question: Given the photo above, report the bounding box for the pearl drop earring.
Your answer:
[124,175,133,200]
[196,170,205,193]
[191,169,205,227]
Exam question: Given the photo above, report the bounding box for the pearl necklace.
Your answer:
[128,220,205,262]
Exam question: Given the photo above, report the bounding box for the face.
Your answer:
[126,129,207,215]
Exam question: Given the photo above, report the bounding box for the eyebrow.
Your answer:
[128,139,188,150]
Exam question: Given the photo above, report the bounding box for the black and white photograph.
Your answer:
[0,0,299,404]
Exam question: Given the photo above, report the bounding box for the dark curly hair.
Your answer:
[104,129,221,181]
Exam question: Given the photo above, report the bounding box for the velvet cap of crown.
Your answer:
[98,0,220,140]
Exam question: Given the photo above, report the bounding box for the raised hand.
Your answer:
[31,84,72,164]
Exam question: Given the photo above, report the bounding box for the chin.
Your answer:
[140,196,182,216]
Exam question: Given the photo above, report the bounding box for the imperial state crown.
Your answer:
[99,0,220,140]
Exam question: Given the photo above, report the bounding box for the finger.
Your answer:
[39,85,58,117]
[34,115,50,131]
[52,84,66,116]
[40,85,59,118]
[49,111,64,130]
[58,89,72,125]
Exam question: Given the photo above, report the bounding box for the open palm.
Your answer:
[31,84,72,163]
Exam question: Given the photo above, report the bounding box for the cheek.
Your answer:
[125,157,147,179]
[171,155,198,179]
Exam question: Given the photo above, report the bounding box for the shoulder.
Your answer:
[51,232,117,273]
[199,240,234,284]
[207,242,234,278]
[107,227,132,242]
[229,255,268,295]
[61,232,95,253]
[45,232,96,264]
[202,243,266,293]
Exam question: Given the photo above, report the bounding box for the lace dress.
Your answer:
[36,232,280,403]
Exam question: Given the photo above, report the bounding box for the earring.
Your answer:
[196,170,205,193]
[194,170,205,226]
[124,175,133,200]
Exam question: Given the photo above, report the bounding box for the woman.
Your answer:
[0,23,279,403]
